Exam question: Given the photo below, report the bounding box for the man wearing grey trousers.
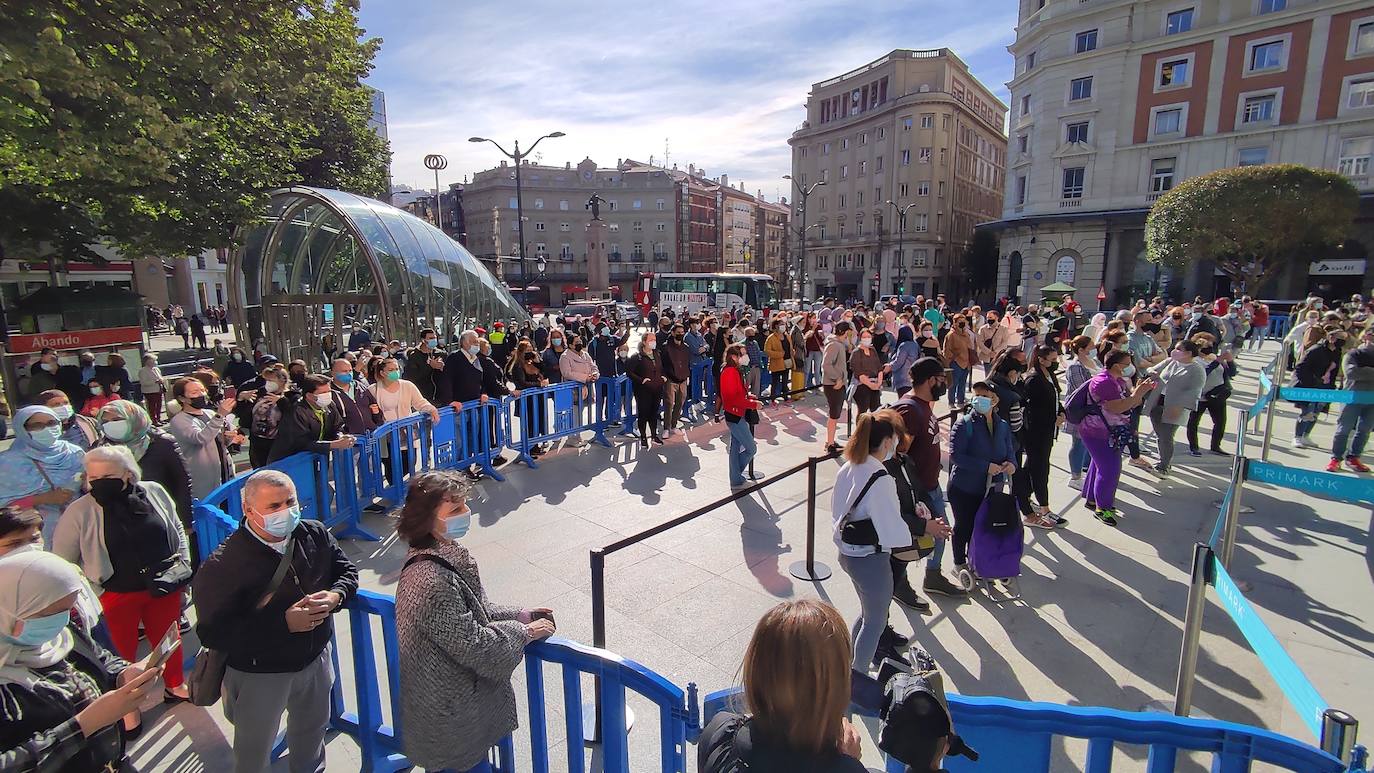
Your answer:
[194,470,359,773]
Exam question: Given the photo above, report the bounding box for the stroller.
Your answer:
[956,474,1025,601]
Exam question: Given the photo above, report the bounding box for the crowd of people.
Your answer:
[5,287,1374,772]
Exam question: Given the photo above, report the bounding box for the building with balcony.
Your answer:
[986,0,1374,306]
[789,48,1007,303]
[754,197,792,281]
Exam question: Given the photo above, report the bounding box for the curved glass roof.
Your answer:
[230,187,527,360]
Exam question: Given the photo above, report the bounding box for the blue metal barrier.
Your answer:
[370,412,434,505]
[597,375,640,438]
[1268,314,1292,340]
[329,444,380,541]
[452,399,508,480]
[684,359,715,421]
[507,381,610,467]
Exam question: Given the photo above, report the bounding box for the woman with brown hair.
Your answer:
[698,599,865,772]
[394,470,555,773]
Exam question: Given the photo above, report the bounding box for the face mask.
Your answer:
[551,338,563,348]
[860,337,872,347]
[312,392,333,409]
[573,343,585,352]
[930,382,947,401]
[5,610,70,647]
[189,395,210,410]
[30,425,62,448]
[466,344,481,356]
[232,353,244,361]
[386,370,401,382]
[89,386,103,396]
[335,372,354,385]
[1122,364,1137,377]
[424,338,438,350]
[41,361,58,373]
[257,504,301,538]
[739,355,751,367]
[89,477,131,506]
[600,327,610,336]
[971,396,993,415]
[264,380,282,393]
[617,350,628,359]
[1191,312,1203,321]
[647,341,657,351]
[50,405,73,422]
[442,504,472,540]
[102,420,131,441]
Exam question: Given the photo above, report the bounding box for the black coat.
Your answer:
[403,349,446,403]
[266,392,346,462]
[93,364,136,401]
[193,519,358,673]
[221,358,258,387]
[0,624,128,773]
[131,432,195,533]
[445,352,508,403]
[661,339,691,383]
[627,352,664,392]
[1021,368,1062,442]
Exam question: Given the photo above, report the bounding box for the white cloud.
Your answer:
[360,0,1016,198]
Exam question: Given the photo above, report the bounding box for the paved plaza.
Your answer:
[116,340,1371,772]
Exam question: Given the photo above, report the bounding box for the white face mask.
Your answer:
[102,420,131,442]
[739,355,750,367]
[312,392,333,409]
[264,380,281,393]
[646,341,657,351]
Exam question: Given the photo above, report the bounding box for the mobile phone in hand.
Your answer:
[531,610,555,624]
[224,386,237,400]
[145,626,182,670]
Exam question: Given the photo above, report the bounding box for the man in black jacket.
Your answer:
[328,358,383,434]
[266,374,355,463]
[589,321,630,424]
[193,469,359,773]
[403,328,447,403]
[446,330,512,471]
[661,323,691,434]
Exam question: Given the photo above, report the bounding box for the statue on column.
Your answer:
[585,192,607,221]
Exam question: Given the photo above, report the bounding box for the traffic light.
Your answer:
[898,285,905,294]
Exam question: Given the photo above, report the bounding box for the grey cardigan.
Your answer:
[52,480,190,595]
[1144,358,1206,425]
[167,409,232,500]
[821,336,850,387]
[395,540,527,771]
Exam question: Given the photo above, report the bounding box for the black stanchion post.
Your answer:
[589,548,606,743]
[1320,709,1359,765]
[1174,542,1214,717]
[789,457,832,582]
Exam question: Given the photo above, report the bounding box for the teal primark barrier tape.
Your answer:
[1248,388,1273,421]
[1211,557,1329,740]
[1206,484,1232,549]
[1247,459,1374,503]
[1280,387,1374,404]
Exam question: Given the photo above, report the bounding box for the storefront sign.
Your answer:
[1308,259,1366,276]
[6,325,143,354]
[1055,255,1077,285]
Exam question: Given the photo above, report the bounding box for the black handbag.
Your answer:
[146,554,193,597]
[840,470,888,547]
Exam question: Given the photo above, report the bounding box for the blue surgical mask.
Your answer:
[467,344,480,356]
[335,372,354,385]
[971,396,993,415]
[29,425,62,448]
[424,338,437,350]
[442,505,472,540]
[259,504,301,538]
[102,420,131,441]
[6,609,70,647]
[600,326,610,336]
[50,405,73,422]
[1122,364,1137,378]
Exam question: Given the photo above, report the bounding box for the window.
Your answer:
[856,191,864,206]
[903,117,913,131]
[901,149,911,165]
[921,114,934,128]
[534,198,544,209]
[875,186,882,201]
[913,214,928,232]
[1357,22,1374,55]
[560,243,573,259]
[1339,138,1374,177]
[632,199,642,209]
[1258,0,1286,13]
[656,223,667,231]
[876,156,884,171]
[838,194,847,208]
[1070,76,1093,101]
[1151,157,1176,192]
[859,160,867,176]
[1348,78,1374,109]
[632,242,644,259]
[1026,51,1037,70]
[899,183,909,197]
[878,127,886,139]
[842,138,850,150]
[1249,40,1284,72]
[1016,175,1028,205]
[1066,121,1089,143]
[938,182,946,197]
[1166,8,1194,34]
[656,199,665,210]
[608,200,618,211]
[1242,94,1276,123]
[1160,58,1190,87]
[1020,94,1031,115]
[609,223,620,231]
[1017,133,1029,153]
[840,164,848,179]
[913,249,928,268]
[917,182,930,196]
[559,222,570,232]
[535,242,546,255]
[1062,167,1085,199]
[534,222,546,231]
[919,147,932,163]
[1075,29,1099,53]
[632,221,643,231]
[823,142,831,154]
[1237,147,1268,166]
[508,197,519,209]
[557,200,569,211]
[1154,108,1183,135]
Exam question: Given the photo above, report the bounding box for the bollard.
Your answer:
[1219,453,1247,568]
[789,458,833,582]
[1261,349,1286,462]
[1174,543,1214,717]
[1320,709,1359,765]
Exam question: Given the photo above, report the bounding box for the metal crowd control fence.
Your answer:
[1178,447,1371,767]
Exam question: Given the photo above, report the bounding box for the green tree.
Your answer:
[961,228,1000,296]
[1145,164,1357,295]
[0,0,389,263]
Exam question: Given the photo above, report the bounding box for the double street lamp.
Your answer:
[886,200,919,297]
[783,174,825,300]
[469,131,566,310]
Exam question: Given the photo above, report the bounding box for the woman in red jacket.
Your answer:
[721,343,762,488]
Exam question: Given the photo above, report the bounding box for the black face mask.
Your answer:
[930,382,948,401]
[1144,323,1162,334]
[89,478,131,506]
[189,395,211,409]
[573,343,584,352]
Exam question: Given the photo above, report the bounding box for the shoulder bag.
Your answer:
[839,470,889,547]
[188,535,295,707]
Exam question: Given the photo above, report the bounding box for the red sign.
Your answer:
[1096,286,1107,301]
[7,326,144,354]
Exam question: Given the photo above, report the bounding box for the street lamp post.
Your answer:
[886,200,918,299]
[783,175,825,300]
[424,154,448,230]
[469,132,566,310]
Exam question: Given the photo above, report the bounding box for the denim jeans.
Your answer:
[1295,401,1324,439]
[949,363,969,406]
[1068,435,1090,476]
[1332,402,1374,459]
[924,486,948,569]
[805,350,824,388]
[726,418,757,486]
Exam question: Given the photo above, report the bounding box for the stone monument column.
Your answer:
[586,219,609,295]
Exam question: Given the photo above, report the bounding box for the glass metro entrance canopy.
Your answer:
[229,186,528,365]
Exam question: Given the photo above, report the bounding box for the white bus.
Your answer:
[635,272,779,315]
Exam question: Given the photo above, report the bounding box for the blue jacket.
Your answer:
[888,341,922,391]
[684,329,708,365]
[948,411,1015,494]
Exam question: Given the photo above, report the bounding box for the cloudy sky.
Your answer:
[359,0,1017,202]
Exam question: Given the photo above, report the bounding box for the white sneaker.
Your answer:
[1067,476,1083,490]
[1293,436,1314,449]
